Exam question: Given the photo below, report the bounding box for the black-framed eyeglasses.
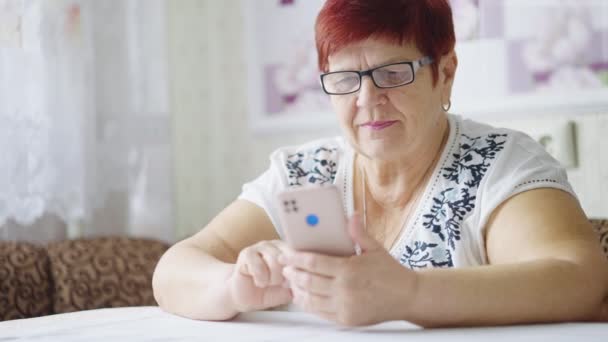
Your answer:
[320,56,434,95]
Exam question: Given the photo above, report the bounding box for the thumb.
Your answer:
[263,286,293,309]
[348,212,381,254]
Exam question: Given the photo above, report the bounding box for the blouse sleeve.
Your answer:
[237,137,346,239]
[472,131,578,252]
[237,149,289,238]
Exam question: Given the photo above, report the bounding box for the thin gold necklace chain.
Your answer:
[360,126,449,243]
[361,164,426,241]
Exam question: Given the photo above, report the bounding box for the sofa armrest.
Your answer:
[590,219,608,259]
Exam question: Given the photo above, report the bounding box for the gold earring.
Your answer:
[442,100,451,112]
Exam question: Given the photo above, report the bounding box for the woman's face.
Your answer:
[327,38,457,161]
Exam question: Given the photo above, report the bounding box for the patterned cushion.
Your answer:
[0,241,52,321]
[46,237,169,314]
[590,219,608,259]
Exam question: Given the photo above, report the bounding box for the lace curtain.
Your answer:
[0,0,174,243]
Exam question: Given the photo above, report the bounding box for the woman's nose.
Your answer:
[356,77,385,108]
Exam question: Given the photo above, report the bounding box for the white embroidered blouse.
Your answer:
[238,114,577,269]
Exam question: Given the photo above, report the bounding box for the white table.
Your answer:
[1,307,607,341]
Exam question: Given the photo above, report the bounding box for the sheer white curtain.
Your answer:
[0,0,174,243]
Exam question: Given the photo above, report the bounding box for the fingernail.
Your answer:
[277,255,286,264]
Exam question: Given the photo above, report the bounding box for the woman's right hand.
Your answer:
[228,240,293,313]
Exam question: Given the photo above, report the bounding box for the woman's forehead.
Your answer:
[327,38,421,71]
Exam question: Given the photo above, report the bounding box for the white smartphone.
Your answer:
[276,185,356,256]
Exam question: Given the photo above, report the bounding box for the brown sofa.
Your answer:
[592,219,608,257]
[1,220,607,322]
[0,237,168,321]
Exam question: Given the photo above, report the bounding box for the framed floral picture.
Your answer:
[244,0,336,134]
[450,0,608,118]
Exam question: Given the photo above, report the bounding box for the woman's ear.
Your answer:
[440,50,458,102]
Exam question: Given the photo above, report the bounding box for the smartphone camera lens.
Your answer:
[284,199,298,213]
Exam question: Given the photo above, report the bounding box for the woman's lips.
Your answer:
[362,120,398,130]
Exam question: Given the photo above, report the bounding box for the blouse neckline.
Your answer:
[340,114,459,255]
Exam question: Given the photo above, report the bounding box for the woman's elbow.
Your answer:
[152,250,172,310]
[576,257,608,321]
[589,265,608,321]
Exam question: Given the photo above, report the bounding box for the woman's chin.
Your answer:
[359,142,402,161]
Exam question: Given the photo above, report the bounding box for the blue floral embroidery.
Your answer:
[286,147,338,186]
[422,187,476,249]
[400,132,508,269]
[399,241,453,269]
[443,133,507,188]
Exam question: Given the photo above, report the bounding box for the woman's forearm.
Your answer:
[402,259,608,327]
[152,240,239,320]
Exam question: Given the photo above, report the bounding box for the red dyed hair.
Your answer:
[315,0,455,85]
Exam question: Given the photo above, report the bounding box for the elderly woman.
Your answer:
[153,0,608,327]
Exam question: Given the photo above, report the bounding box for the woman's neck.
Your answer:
[358,116,449,209]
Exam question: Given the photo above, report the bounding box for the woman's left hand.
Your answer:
[279,214,419,326]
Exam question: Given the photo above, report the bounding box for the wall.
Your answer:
[167,1,608,239]
[168,1,335,238]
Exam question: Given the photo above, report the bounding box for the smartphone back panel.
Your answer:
[276,185,355,256]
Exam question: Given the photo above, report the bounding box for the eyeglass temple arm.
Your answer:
[413,56,434,72]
